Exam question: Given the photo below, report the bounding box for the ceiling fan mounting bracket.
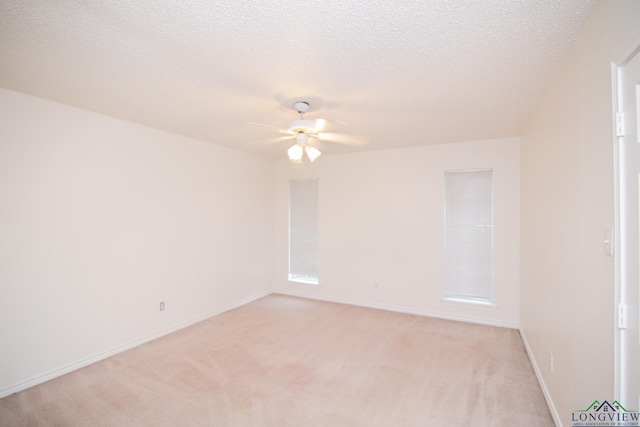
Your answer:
[294,101,310,115]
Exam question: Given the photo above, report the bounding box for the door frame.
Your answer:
[612,37,640,403]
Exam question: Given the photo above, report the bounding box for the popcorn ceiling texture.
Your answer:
[0,0,595,157]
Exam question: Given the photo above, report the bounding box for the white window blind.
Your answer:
[289,179,319,284]
[444,170,493,303]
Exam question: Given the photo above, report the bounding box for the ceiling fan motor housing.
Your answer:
[287,119,317,132]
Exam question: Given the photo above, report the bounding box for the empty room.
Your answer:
[1,1,639,426]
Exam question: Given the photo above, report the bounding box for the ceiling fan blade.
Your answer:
[316,132,369,147]
[313,118,349,133]
[245,122,288,133]
[242,135,295,146]
[312,118,326,133]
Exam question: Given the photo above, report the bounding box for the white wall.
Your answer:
[520,1,640,425]
[0,89,273,396]
[273,138,520,327]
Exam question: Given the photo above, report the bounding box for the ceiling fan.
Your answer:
[246,101,368,163]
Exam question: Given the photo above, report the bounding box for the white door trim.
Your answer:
[612,34,640,403]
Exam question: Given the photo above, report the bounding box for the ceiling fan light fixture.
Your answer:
[248,99,366,162]
[305,145,322,162]
[296,132,309,145]
[287,143,303,163]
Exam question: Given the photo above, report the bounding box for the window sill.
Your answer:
[442,297,497,310]
[288,278,319,286]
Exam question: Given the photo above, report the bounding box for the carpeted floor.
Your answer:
[0,295,554,426]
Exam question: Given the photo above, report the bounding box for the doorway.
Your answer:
[615,43,640,410]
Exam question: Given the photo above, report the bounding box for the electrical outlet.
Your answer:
[160,301,165,311]
[548,351,554,373]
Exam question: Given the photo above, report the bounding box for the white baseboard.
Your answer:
[519,328,562,427]
[0,290,270,399]
[274,289,519,329]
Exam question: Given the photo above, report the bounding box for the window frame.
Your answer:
[443,168,494,305]
[288,178,319,285]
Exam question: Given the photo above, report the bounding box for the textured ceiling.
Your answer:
[0,0,595,159]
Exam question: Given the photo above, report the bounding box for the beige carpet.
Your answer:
[0,295,554,426]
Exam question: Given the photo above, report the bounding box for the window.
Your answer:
[444,169,493,304]
[289,179,319,284]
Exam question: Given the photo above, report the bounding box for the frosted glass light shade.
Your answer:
[287,144,303,163]
[305,145,322,162]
